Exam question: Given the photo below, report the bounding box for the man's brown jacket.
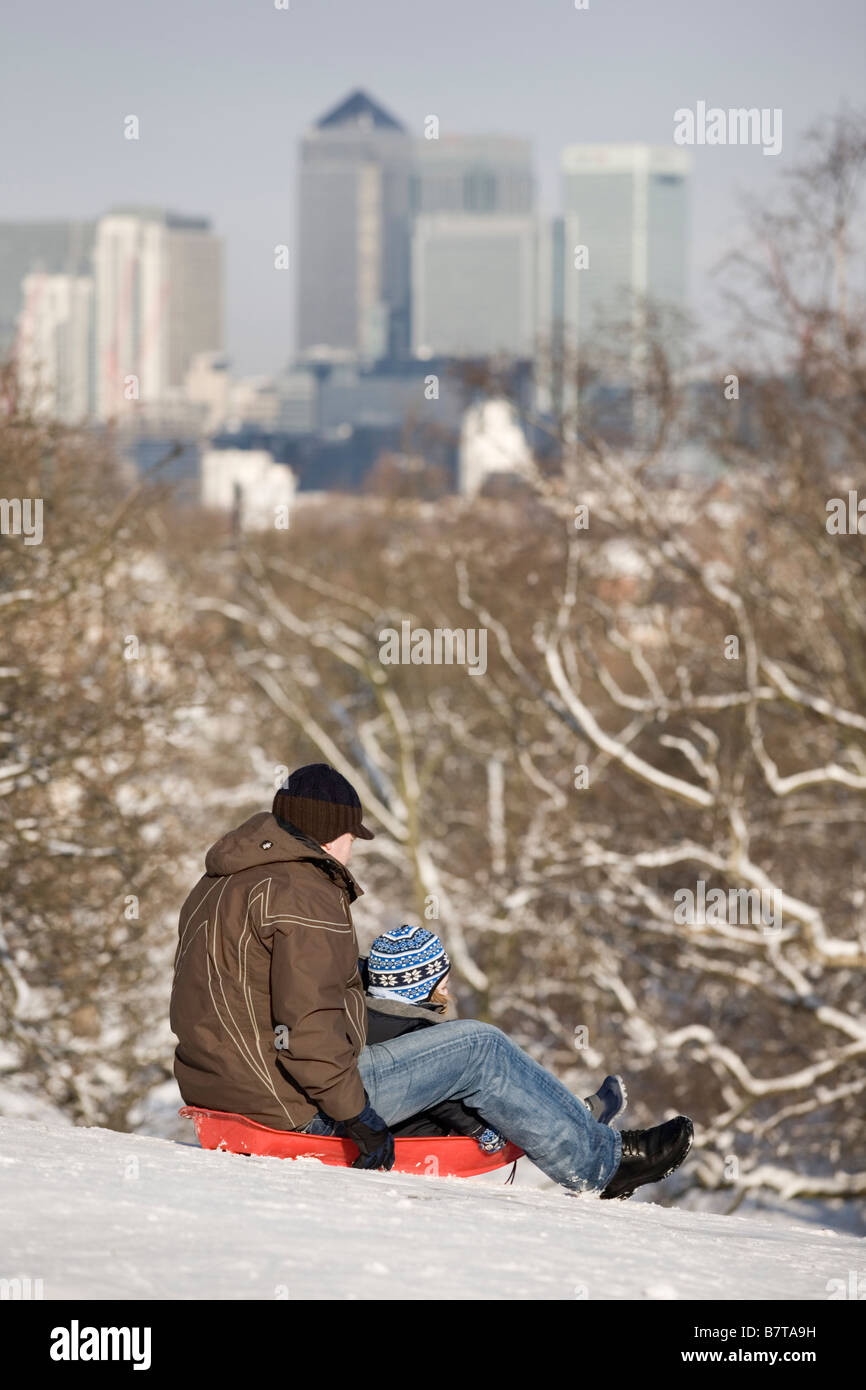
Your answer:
[171,811,367,1131]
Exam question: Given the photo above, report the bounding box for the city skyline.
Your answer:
[6,105,693,427]
[3,0,863,373]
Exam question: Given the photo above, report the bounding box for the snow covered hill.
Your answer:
[0,1117,860,1301]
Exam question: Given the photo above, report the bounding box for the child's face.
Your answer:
[435,972,450,998]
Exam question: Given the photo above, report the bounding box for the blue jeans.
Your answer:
[300,1019,622,1193]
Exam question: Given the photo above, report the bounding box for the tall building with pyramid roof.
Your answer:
[316,89,404,132]
[296,89,411,364]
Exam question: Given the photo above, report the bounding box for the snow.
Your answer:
[1,1117,861,1300]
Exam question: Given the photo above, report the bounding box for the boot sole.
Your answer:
[601,1117,694,1201]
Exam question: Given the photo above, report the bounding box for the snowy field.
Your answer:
[0,1116,861,1301]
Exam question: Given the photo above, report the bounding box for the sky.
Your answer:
[3,0,864,374]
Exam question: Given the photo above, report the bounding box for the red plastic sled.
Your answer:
[179,1106,523,1179]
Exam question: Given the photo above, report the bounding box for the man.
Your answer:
[171,763,693,1198]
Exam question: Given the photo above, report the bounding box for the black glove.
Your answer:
[342,1097,396,1171]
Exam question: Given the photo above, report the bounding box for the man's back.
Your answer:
[171,811,367,1131]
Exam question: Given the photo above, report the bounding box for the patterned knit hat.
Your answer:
[367,925,451,1002]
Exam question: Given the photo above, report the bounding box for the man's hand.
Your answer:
[342,1098,396,1170]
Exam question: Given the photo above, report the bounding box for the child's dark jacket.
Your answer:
[359,957,485,1139]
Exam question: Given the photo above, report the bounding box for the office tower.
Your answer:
[16,272,94,422]
[410,134,535,360]
[296,89,412,365]
[411,214,536,359]
[559,144,691,373]
[533,214,577,420]
[411,134,534,216]
[0,221,95,362]
[94,208,222,420]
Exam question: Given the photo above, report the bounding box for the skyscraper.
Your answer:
[559,144,691,372]
[409,134,536,361]
[296,89,412,365]
[16,272,94,423]
[0,221,94,361]
[411,134,534,216]
[411,214,536,359]
[94,208,222,420]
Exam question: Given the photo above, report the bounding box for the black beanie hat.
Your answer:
[272,763,374,845]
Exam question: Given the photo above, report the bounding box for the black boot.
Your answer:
[600,1116,693,1200]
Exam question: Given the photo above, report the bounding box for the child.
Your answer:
[361,925,626,1149]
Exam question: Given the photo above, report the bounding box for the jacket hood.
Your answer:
[204,811,364,902]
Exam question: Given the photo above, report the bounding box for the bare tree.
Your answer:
[0,375,202,1128]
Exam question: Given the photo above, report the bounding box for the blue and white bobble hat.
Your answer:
[367,925,451,1003]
